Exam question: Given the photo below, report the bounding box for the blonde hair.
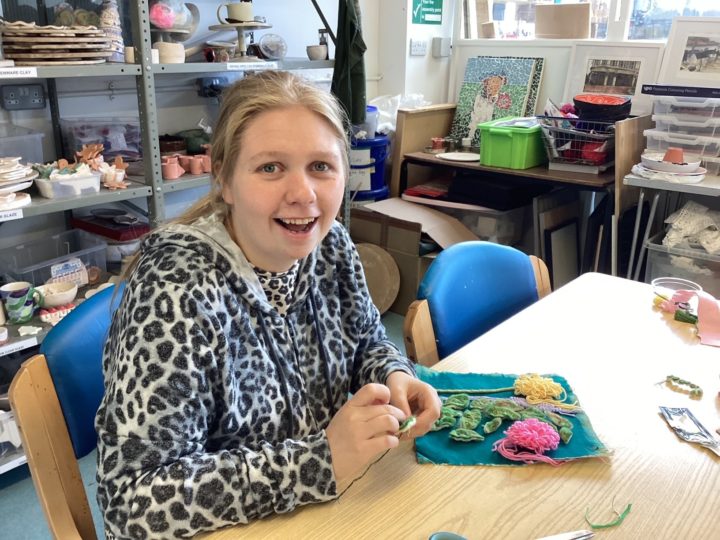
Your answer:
[121,71,350,278]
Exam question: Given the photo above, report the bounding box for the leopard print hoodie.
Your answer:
[95,213,414,539]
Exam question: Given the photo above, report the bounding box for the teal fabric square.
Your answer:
[415,366,607,466]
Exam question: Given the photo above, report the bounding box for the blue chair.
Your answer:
[403,242,551,366]
[9,283,124,540]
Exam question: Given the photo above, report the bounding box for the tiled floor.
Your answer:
[0,311,406,539]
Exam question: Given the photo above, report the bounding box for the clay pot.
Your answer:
[663,147,684,164]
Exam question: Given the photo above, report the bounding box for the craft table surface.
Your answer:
[403,151,615,189]
[198,272,719,540]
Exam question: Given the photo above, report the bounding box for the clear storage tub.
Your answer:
[644,233,720,297]
[0,123,45,164]
[644,129,720,160]
[0,229,107,286]
[652,113,720,138]
[35,173,101,199]
[653,96,720,122]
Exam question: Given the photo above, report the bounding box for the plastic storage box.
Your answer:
[653,96,720,121]
[479,118,547,169]
[644,233,720,297]
[60,117,142,160]
[0,123,45,164]
[652,113,720,138]
[35,173,101,199]
[644,129,720,160]
[0,229,107,286]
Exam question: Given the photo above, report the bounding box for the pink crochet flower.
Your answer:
[493,418,561,465]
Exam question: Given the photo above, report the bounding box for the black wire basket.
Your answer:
[537,115,616,171]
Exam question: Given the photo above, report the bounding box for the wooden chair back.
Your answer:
[9,354,97,540]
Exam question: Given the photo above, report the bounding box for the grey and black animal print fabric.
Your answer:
[95,212,414,539]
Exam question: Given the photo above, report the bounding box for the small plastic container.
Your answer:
[353,105,379,137]
[702,155,720,176]
[35,173,101,199]
[645,233,720,297]
[479,117,547,169]
[644,129,720,160]
[0,123,45,164]
[653,96,720,122]
[0,229,107,285]
[652,113,720,138]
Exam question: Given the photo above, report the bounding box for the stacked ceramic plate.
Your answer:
[0,157,38,210]
[633,150,706,184]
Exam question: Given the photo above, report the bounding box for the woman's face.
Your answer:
[222,105,346,272]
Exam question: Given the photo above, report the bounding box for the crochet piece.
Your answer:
[415,367,607,466]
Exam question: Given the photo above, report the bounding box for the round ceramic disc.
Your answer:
[356,243,400,314]
[436,152,480,162]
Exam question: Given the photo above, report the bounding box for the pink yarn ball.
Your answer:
[504,418,560,453]
[150,3,175,29]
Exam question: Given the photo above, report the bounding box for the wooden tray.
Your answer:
[5,51,113,59]
[10,59,107,66]
[3,35,110,43]
[4,44,110,50]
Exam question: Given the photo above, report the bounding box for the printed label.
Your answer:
[0,67,38,78]
[0,209,23,222]
[0,337,38,358]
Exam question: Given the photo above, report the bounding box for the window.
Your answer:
[463,0,610,39]
[460,0,719,41]
[629,0,720,39]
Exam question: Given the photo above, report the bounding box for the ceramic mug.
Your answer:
[178,154,193,172]
[188,156,203,175]
[0,281,43,324]
[217,1,253,24]
[200,154,212,173]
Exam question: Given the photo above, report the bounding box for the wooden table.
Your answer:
[201,273,719,539]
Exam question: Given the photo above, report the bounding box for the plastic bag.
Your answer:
[369,93,431,135]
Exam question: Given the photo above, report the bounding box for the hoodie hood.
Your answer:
[140,211,319,316]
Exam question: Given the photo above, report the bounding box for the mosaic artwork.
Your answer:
[450,56,545,147]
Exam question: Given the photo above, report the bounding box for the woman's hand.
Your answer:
[386,371,441,438]
[326,383,406,490]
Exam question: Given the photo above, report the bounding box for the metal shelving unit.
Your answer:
[0,2,340,474]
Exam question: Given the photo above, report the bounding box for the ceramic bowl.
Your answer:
[641,152,702,173]
[573,93,632,122]
[306,44,328,61]
[36,282,78,308]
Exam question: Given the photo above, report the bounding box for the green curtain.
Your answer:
[331,0,367,126]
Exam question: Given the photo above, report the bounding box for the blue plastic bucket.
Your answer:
[350,134,389,193]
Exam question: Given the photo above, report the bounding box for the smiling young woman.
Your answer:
[95,71,440,539]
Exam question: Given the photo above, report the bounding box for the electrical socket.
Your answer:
[1,84,46,110]
[409,39,428,56]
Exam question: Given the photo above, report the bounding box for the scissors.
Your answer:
[535,530,594,540]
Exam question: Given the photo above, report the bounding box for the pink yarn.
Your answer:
[492,418,561,466]
[150,3,175,29]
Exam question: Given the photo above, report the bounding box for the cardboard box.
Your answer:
[535,3,590,39]
[475,0,492,24]
[351,198,478,315]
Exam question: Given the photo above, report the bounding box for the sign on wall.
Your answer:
[412,0,442,25]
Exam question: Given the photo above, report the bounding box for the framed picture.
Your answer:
[564,42,665,115]
[658,17,720,89]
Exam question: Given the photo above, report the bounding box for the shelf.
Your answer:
[1,180,153,222]
[154,61,278,74]
[0,447,26,475]
[163,174,212,192]
[0,324,50,359]
[0,64,141,79]
[624,173,720,197]
[151,58,332,75]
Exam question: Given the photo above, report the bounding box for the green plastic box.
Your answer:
[478,117,547,169]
